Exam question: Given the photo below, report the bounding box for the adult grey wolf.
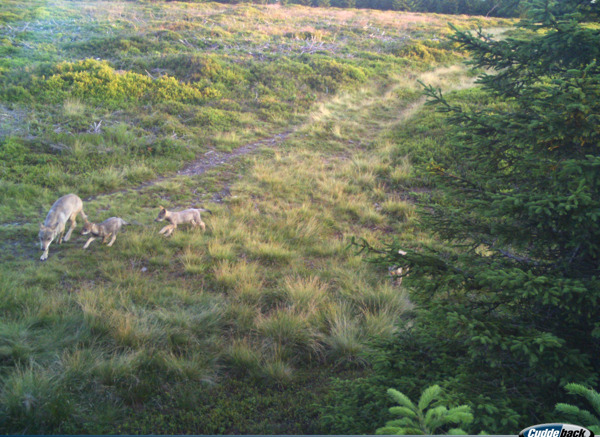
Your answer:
[155,206,211,237]
[81,217,129,249]
[39,193,87,260]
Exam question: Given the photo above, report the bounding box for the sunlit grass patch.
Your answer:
[282,275,329,313]
[107,308,163,348]
[335,196,385,226]
[118,227,169,260]
[99,258,147,288]
[388,156,413,186]
[123,163,155,184]
[207,239,237,261]
[89,167,124,192]
[342,281,412,315]
[381,198,416,222]
[179,246,208,275]
[63,98,85,117]
[212,259,264,302]
[213,131,242,152]
[361,307,400,341]
[282,211,326,244]
[246,238,295,265]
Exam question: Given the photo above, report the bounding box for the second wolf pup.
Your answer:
[155,206,211,237]
[81,217,129,249]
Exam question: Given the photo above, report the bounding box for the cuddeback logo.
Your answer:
[519,424,595,437]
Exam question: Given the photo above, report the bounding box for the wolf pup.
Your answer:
[39,193,87,261]
[155,206,211,237]
[81,217,129,249]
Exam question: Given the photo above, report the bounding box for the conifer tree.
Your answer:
[376,385,473,435]
[359,0,600,431]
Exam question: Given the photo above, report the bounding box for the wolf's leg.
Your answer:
[107,234,117,247]
[40,248,49,261]
[83,237,96,249]
[165,224,176,237]
[102,233,111,244]
[199,220,206,232]
[159,225,171,235]
[64,214,77,242]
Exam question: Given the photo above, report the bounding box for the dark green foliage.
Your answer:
[108,377,326,435]
[320,326,523,434]
[353,0,600,433]
[206,0,521,16]
[331,0,357,7]
[320,375,394,434]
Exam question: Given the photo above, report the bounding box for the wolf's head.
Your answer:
[39,224,55,251]
[155,206,167,222]
[81,221,94,235]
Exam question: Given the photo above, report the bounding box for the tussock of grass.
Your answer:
[381,198,416,222]
[282,275,329,313]
[246,238,295,265]
[207,239,237,261]
[225,338,262,376]
[180,246,208,275]
[256,308,323,362]
[0,364,72,432]
[212,259,264,303]
[388,156,413,186]
[63,98,86,117]
[225,302,260,335]
[322,303,368,367]
[362,307,399,341]
[259,358,294,386]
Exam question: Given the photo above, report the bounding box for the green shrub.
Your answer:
[23,59,220,108]
[376,385,473,435]
[307,58,367,93]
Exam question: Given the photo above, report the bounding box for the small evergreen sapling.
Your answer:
[376,385,473,435]
[555,383,600,434]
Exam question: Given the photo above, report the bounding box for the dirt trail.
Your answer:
[9,62,485,222]
[83,130,294,202]
[178,130,293,177]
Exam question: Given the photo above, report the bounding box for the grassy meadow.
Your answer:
[0,0,510,433]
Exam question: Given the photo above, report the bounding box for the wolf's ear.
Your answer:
[40,223,45,230]
[159,205,165,210]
